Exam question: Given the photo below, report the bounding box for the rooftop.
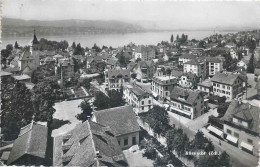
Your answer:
[211,72,242,85]
[93,106,140,136]
[12,74,31,81]
[53,121,127,166]
[7,122,48,165]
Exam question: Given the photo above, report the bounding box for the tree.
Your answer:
[218,151,231,167]
[31,77,60,122]
[107,89,125,108]
[118,52,126,67]
[136,58,142,63]
[14,41,19,49]
[1,82,34,140]
[92,43,101,52]
[170,34,174,43]
[93,91,110,110]
[72,42,76,49]
[247,53,255,73]
[76,100,93,122]
[80,78,92,90]
[166,68,171,79]
[217,102,230,117]
[198,41,205,48]
[146,105,169,135]
[194,154,219,167]
[176,34,179,40]
[73,43,84,55]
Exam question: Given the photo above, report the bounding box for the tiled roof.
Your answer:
[137,60,154,68]
[184,59,203,65]
[59,58,74,66]
[198,79,212,87]
[53,121,127,166]
[170,86,202,105]
[179,54,195,59]
[222,101,259,134]
[204,57,221,63]
[211,72,241,85]
[7,122,48,165]
[93,106,140,136]
[106,59,119,66]
[107,69,130,79]
[19,51,34,61]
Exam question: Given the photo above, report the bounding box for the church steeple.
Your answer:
[32,29,39,45]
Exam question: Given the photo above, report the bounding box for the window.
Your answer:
[148,100,151,104]
[227,129,232,134]
[142,107,144,110]
[222,90,225,94]
[214,88,216,91]
[124,138,128,146]
[217,84,220,87]
[227,86,230,90]
[132,136,136,145]
[222,85,225,89]
[166,92,168,96]
[142,101,144,105]
[118,140,121,146]
[234,132,239,138]
[213,83,216,86]
[247,139,253,144]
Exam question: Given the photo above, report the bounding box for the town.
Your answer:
[1,29,260,167]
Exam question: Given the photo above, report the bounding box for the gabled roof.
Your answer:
[211,72,242,85]
[93,106,140,136]
[135,45,154,53]
[170,87,202,106]
[107,69,130,79]
[19,51,34,61]
[184,59,203,65]
[106,59,119,66]
[204,57,221,63]
[222,101,259,134]
[53,121,127,166]
[137,60,154,68]
[7,122,48,165]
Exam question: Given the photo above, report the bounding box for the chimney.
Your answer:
[95,151,100,157]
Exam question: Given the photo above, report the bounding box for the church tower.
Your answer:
[30,29,40,69]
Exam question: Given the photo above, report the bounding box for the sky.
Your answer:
[2,0,260,30]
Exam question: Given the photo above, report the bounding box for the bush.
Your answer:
[208,115,223,129]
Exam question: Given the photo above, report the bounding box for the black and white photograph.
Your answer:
[0,0,260,166]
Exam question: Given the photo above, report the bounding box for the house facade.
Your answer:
[151,74,177,101]
[222,101,259,157]
[133,60,155,83]
[211,72,244,100]
[105,69,130,91]
[56,58,74,79]
[178,54,195,66]
[183,59,206,80]
[204,57,223,77]
[167,87,207,120]
[133,45,155,61]
[178,72,198,89]
[123,83,153,113]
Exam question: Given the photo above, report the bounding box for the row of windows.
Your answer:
[213,88,231,95]
[118,136,137,146]
[226,128,253,144]
[141,100,151,105]
[213,83,231,90]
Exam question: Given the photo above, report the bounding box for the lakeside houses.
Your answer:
[211,72,244,100]
[222,100,259,157]
[123,83,153,113]
[104,69,130,91]
[55,58,74,79]
[133,60,155,83]
[151,68,178,101]
[7,121,48,166]
[178,72,198,89]
[167,86,208,120]
[204,57,223,77]
[183,59,206,80]
[53,120,128,166]
[92,106,141,149]
[197,79,213,94]
[133,45,155,61]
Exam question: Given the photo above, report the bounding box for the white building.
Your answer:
[105,69,130,91]
[123,83,153,113]
[222,101,259,157]
[183,59,206,80]
[204,57,223,77]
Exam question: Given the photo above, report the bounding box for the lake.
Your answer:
[1,30,237,49]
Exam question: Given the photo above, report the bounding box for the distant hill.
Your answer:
[2,18,146,37]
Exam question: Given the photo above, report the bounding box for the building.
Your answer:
[106,58,120,70]
[178,54,195,66]
[40,56,55,66]
[123,83,153,113]
[197,79,212,94]
[133,60,155,83]
[255,79,260,99]
[168,87,207,120]
[92,106,141,149]
[204,57,223,77]
[178,72,198,89]
[12,74,31,83]
[211,72,244,100]
[183,59,206,80]
[237,59,249,70]
[53,120,128,166]
[151,74,177,101]
[105,69,130,91]
[55,58,74,79]
[222,101,259,157]
[7,121,47,166]
[133,45,155,61]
